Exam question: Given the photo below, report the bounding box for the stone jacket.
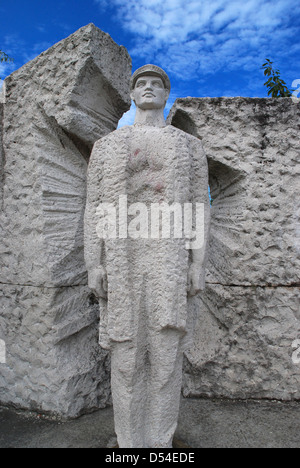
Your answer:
[84,124,209,348]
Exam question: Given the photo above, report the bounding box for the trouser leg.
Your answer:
[110,329,184,448]
[145,328,184,448]
[110,338,148,448]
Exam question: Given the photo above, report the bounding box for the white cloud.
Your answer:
[36,25,46,33]
[22,41,53,63]
[118,103,136,127]
[0,63,7,77]
[0,33,54,78]
[99,0,300,83]
[0,60,15,81]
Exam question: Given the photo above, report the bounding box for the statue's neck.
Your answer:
[134,108,166,128]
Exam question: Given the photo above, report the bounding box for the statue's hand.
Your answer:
[187,264,205,296]
[88,267,108,300]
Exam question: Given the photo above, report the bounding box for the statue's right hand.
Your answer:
[88,267,108,300]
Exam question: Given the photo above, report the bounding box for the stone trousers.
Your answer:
[110,326,184,448]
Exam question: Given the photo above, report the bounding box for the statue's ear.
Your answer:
[165,88,170,103]
[130,90,136,103]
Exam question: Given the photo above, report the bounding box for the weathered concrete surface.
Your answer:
[168,97,300,400]
[0,284,112,416]
[0,24,131,417]
[1,398,300,448]
[0,102,3,202]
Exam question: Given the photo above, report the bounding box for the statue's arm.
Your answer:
[188,138,211,295]
[84,143,107,299]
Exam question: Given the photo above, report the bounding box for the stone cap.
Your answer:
[130,64,171,91]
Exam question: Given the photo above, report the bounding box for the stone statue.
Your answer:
[84,64,210,448]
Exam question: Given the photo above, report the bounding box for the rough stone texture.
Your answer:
[0,284,111,416]
[85,122,210,447]
[0,102,3,203]
[0,24,131,417]
[85,125,210,346]
[168,97,300,400]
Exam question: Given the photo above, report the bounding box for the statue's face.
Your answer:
[131,75,169,110]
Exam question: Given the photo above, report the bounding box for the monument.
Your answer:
[1,23,298,442]
[84,65,210,447]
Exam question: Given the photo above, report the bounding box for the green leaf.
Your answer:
[0,50,14,63]
[264,78,273,85]
[262,58,292,98]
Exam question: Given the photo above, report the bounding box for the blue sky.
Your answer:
[1,0,300,125]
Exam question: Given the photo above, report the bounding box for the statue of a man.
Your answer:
[84,65,210,448]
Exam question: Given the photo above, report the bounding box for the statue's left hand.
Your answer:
[88,267,108,300]
[187,264,205,296]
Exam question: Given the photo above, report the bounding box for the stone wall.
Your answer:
[0,102,3,203]
[168,97,300,400]
[0,24,131,417]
